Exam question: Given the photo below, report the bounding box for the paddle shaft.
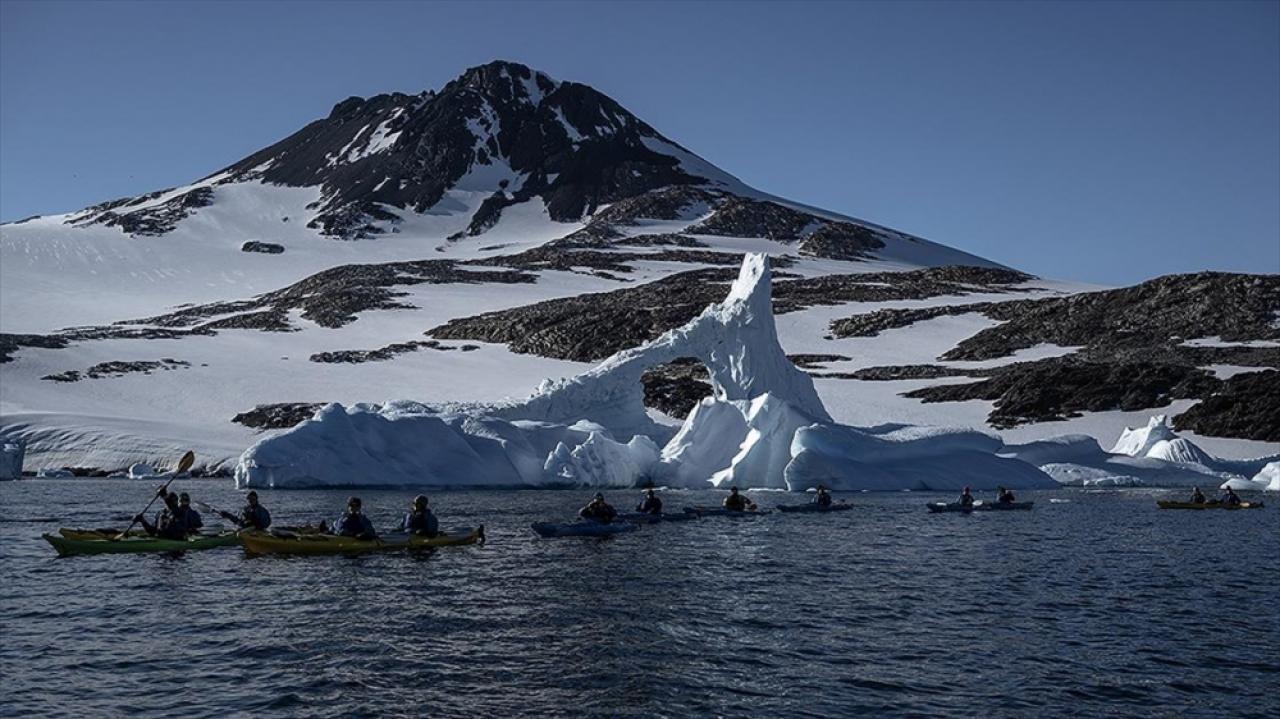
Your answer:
[193,499,239,526]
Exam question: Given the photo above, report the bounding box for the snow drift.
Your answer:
[235,253,1051,490]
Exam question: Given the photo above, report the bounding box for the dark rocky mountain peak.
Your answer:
[66,60,732,240]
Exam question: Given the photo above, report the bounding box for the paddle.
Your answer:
[192,499,240,527]
[114,451,195,540]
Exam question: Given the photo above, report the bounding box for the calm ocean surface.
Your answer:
[1,481,1276,718]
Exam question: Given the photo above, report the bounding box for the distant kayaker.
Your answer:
[724,487,756,512]
[579,493,618,523]
[177,492,203,531]
[997,487,1016,505]
[399,495,439,538]
[958,486,975,508]
[332,497,377,540]
[1221,487,1242,507]
[134,490,192,540]
[1190,487,1206,504]
[636,489,663,515]
[814,486,833,507]
[217,490,272,530]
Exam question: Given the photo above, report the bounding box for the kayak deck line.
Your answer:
[240,526,485,555]
[776,502,856,513]
[531,521,638,538]
[1156,501,1265,510]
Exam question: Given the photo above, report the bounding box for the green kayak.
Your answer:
[43,530,241,557]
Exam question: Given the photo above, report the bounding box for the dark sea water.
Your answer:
[1,480,1276,718]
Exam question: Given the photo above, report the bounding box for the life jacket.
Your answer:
[402,510,439,536]
[241,505,271,530]
[334,513,375,538]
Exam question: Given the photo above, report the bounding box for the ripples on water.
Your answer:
[1,481,1277,718]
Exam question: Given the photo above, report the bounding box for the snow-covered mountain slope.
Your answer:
[1,61,1276,482]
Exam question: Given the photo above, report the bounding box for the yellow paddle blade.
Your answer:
[176,450,195,473]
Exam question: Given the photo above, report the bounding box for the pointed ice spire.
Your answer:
[497,252,831,440]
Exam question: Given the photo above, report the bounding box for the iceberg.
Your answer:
[0,439,24,480]
[236,253,1051,490]
[1003,415,1280,488]
[127,462,157,479]
[1222,461,1280,492]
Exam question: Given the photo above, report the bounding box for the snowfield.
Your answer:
[3,61,1275,487]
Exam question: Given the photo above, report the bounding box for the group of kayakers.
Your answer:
[1188,485,1243,506]
[134,490,445,541]
[574,485,841,524]
[133,488,205,540]
[955,485,1018,508]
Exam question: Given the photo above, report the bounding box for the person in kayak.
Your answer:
[399,495,439,537]
[813,486,833,507]
[214,491,272,530]
[239,491,272,530]
[636,489,663,515]
[134,490,193,540]
[579,493,618,523]
[1189,486,1207,504]
[1220,487,1242,506]
[332,497,377,540]
[724,487,757,512]
[958,486,975,508]
[996,487,1017,504]
[177,492,203,531]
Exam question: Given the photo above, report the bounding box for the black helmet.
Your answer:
[594,492,605,500]
[413,495,429,508]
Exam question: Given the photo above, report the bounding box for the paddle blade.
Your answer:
[176,450,195,474]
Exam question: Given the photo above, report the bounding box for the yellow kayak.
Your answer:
[241,527,484,555]
[1157,501,1264,510]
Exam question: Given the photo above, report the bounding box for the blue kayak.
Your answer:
[776,502,855,513]
[682,506,771,517]
[531,521,639,538]
[616,512,699,524]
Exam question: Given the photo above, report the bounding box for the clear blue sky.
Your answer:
[2,0,1277,284]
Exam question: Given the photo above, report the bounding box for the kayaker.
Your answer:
[332,497,377,540]
[997,487,1016,504]
[399,495,439,538]
[177,492,203,531]
[724,487,756,512]
[636,489,663,515]
[134,490,192,540]
[216,491,272,530]
[958,486,975,508]
[1190,487,1206,504]
[239,491,272,530]
[1220,487,1242,507]
[579,493,618,523]
[814,486,833,507]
